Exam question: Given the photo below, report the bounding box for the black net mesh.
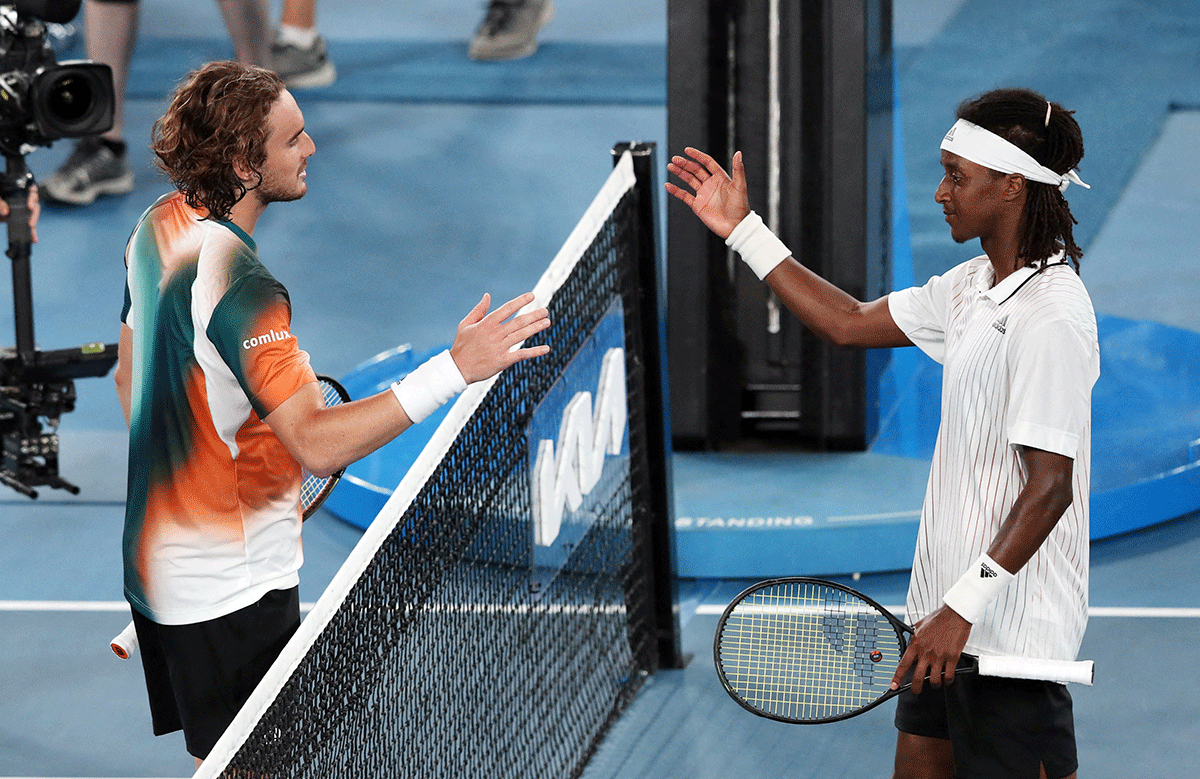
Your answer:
[209,185,663,778]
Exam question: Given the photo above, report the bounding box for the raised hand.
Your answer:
[449,292,551,384]
[665,147,751,240]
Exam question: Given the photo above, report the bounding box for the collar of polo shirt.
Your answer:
[979,251,1070,304]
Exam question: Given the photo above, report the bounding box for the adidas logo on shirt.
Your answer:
[992,315,1008,335]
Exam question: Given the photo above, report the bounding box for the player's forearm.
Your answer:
[942,449,1073,624]
[312,391,415,477]
[987,461,1074,574]
[271,347,473,476]
[115,368,132,428]
[268,385,411,477]
[766,260,911,349]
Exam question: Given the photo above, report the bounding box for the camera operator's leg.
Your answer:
[41,0,137,205]
[270,0,336,88]
[85,0,138,142]
[217,0,271,67]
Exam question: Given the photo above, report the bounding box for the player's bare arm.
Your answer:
[986,446,1075,572]
[666,146,911,350]
[892,446,1075,694]
[266,291,550,476]
[115,323,133,427]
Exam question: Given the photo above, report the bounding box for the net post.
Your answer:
[612,141,685,669]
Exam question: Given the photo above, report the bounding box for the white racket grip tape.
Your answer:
[390,349,467,424]
[976,655,1095,686]
[943,552,1015,624]
[725,211,792,280]
[111,620,138,660]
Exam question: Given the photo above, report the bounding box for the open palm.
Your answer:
[664,147,750,240]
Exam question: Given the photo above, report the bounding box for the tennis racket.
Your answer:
[110,375,350,660]
[713,577,1094,725]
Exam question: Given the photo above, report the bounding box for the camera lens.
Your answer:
[31,63,115,141]
[45,74,96,123]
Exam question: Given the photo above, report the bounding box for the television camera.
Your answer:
[1,0,118,497]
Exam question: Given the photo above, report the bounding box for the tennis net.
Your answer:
[196,144,679,779]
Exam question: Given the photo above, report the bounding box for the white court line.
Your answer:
[694,603,1200,618]
[0,601,621,615]
[0,601,318,612]
[827,510,922,523]
[0,601,130,612]
[1088,606,1200,618]
[5,601,1198,618]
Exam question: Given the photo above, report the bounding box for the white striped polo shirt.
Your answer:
[888,255,1099,661]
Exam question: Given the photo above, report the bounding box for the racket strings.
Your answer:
[717,581,903,721]
[299,376,349,517]
[299,470,330,512]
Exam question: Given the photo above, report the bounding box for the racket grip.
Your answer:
[111,620,138,660]
[976,655,1094,686]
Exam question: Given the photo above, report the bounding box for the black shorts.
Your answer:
[131,587,301,760]
[894,672,1078,779]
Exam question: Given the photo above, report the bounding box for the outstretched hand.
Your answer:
[449,292,551,384]
[665,147,750,240]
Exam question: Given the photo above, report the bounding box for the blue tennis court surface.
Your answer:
[1,0,1199,775]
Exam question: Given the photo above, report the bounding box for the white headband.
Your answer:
[941,118,1090,194]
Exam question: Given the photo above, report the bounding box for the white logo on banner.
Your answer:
[531,347,626,546]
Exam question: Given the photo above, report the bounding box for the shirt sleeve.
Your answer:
[1006,317,1099,458]
[206,268,316,419]
[887,269,957,364]
[121,280,133,328]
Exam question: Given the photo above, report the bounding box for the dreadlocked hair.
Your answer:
[151,62,286,221]
[956,88,1086,271]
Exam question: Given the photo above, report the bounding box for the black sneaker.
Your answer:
[469,0,555,61]
[42,137,134,205]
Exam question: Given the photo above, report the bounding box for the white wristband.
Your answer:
[390,349,467,424]
[725,210,792,280]
[943,552,1015,624]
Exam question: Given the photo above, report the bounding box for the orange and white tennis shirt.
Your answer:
[121,192,316,625]
[888,255,1099,661]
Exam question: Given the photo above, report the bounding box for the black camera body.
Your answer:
[0,1,114,155]
[1,0,119,498]
[1,343,117,497]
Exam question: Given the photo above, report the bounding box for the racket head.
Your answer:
[299,375,351,520]
[713,577,911,724]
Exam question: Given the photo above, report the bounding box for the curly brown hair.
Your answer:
[151,62,286,221]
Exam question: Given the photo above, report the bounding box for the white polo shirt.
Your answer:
[888,255,1099,661]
